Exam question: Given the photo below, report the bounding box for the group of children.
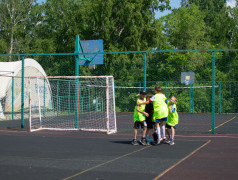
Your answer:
[132,85,178,146]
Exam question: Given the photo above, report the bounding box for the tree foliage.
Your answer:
[0,0,36,61]
[181,0,234,48]
[0,0,237,113]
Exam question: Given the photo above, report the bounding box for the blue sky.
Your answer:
[155,0,181,18]
[227,0,237,7]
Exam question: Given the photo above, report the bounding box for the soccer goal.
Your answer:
[28,76,117,134]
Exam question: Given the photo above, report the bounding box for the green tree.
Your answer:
[147,3,213,83]
[90,0,170,51]
[85,0,170,82]
[32,0,93,76]
[0,0,36,61]
[181,0,233,48]
[228,0,238,48]
[164,3,208,50]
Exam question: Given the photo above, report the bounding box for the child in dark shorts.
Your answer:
[132,90,149,145]
[145,93,155,145]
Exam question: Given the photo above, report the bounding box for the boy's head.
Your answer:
[139,90,146,98]
[154,85,162,93]
[170,96,177,104]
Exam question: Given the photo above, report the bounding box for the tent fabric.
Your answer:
[0,58,46,99]
[0,58,49,119]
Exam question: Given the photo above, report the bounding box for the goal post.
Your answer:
[28,76,117,134]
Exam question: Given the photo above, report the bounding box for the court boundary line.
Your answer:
[153,140,211,180]
[208,116,237,132]
[112,133,238,138]
[176,134,238,138]
[62,146,151,180]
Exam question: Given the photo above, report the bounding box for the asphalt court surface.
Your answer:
[116,112,238,134]
[214,115,238,134]
[0,112,237,134]
[0,133,207,180]
[0,112,237,180]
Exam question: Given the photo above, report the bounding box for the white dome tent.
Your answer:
[0,58,52,120]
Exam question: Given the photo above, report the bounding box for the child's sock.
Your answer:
[161,125,166,139]
[156,127,161,144]
[148,138,151,143]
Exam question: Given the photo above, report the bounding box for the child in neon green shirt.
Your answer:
[132,90,149,145]
[165,96,179,145]
[149,85,168,144]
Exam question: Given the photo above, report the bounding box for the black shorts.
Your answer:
[134,121,147,129]
[166,124,178,129]
[145,119,155,129]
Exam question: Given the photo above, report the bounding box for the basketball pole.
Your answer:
[75,35,80,129]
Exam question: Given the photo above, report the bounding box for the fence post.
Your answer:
[68,81,71,114]
[143,53,146,91]
[88,81,90,112]
[43,78,45,117]
[75,35,79,129]
[189,82,192,113]
[57,79,59,116]
[79,82,81,113]
[219,81,221,114]
[165,81,167,97]
[21,55,25,128]
[192,83,194,114]
[212,51,215,134]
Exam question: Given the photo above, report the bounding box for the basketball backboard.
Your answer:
[181,72,195,85]
[78,39,103,65]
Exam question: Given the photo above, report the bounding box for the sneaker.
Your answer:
[132,139,139,146]
[164,139,171,144]
[156,139,161,145]
[146,142,152,146]
[141,138,147,146]
[161,138,167,144]
[169,140,175,146]
[150,141,156,146]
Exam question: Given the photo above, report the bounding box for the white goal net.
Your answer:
[28,76,117,134]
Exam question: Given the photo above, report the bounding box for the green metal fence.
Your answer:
[0,36,237,134]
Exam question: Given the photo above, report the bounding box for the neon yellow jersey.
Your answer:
[134,98,146,122]
[152,114,156,122]
[152,93,168,119]
[166,102,179,126]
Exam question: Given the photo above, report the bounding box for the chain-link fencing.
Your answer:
[0,49,237,134]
